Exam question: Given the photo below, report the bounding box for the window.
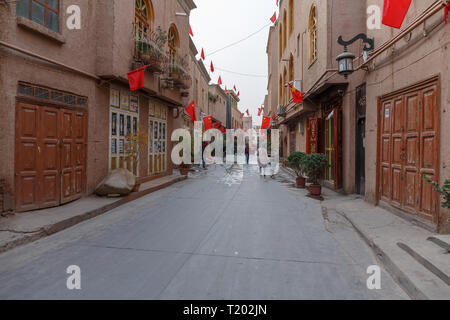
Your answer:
[16,0,60,33]
[283,68,287,105]
[278,25,283,60]
[283,10,287,50]
[289,0,294,35]
[135,0,154,39]
[279,76,283,105]
[308,5,318,64]
[168,24,180,72]
[288,54,294,100]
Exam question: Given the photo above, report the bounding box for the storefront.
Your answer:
[148,102,168,176]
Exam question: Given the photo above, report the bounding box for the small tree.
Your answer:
[302,154,328,185]
[287,152,307,178]
[424,176,450,209]
[125,126,148,176]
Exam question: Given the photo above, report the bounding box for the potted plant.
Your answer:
[424,176,450,209]
[302,153,328,197]
[288,152,307,188]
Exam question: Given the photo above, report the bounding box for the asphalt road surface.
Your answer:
[0,165,407,299]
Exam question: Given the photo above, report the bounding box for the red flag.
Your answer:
[445,1,450,24]
[261,116,271,130]
[382,0,412,29]
[272,112,276,120]
[201,48,205,60]
[210,61,214,73]
[127,65,150,91]
[270,12,277,23]
[233,85,237,92]
[185,101,196,124]
[214,122,221,129]
[237,91,240,97]
[258,107,263,117]
[225,86,228,94]
[189,24,194,37]
[203,116,212,131]
[246,109,250,116]
[241,113,244,118]
[289,83,304,103]
[218,76,222,85]
[219,126,226,134]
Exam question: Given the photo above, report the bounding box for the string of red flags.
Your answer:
[127,65,150,91]
[185,101,196,124]
[270,12,277,24]
[382,0,412,29]
[189,24,194,37]
[201,48,205,60]
[289,83,304,103]
[261,116,271,130]
[445,1,450,24]
[203,116,213,131]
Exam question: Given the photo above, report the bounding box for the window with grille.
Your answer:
[16,0,59,33]
[309,5,318,64]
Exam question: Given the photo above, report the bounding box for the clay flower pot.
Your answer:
[296,177,306,189]
[309,184,322,196]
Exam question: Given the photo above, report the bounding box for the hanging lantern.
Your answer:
[336,51,355,79]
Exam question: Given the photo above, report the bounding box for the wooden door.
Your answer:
[15,104,41,212]
[15,104,87,211]
[378,80,440,222]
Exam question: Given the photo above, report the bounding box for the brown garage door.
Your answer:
[378,78,440,223]
[15,103,87,212]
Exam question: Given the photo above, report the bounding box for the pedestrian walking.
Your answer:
[258,147,269,178]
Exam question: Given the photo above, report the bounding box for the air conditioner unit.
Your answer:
[293,79,302,92]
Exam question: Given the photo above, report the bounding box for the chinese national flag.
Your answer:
[218,76,222,85]
[127,65,150,91]
[270,12,277,23]
[210,61,215,73]
[189,24,194,37]
[289,83,304,103]
[214,122,221,129]
[445,2,450,24]
[219,126,226,134]
[185,101,196,124]
[261,116,271,130]
[203,116,212,130]
[201,48,205,60]
[382,0,412,29]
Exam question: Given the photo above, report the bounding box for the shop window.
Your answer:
[16,0,60,33]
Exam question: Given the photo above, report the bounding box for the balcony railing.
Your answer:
[166,53,192,89]
[133,31,168,73]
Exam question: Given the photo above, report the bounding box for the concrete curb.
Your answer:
[329,207,429,300]
[0,175,187,254]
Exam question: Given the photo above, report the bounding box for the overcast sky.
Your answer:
[190,0,278,125]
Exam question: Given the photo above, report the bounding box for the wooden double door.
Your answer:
[378,79,440,222]
[15,103,87,212]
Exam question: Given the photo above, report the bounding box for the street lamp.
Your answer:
[336,33,374,79]
[336,51,356,79]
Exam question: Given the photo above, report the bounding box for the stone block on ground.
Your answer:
[95,169,136,197]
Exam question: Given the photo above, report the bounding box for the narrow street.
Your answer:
[0,166,406,300]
